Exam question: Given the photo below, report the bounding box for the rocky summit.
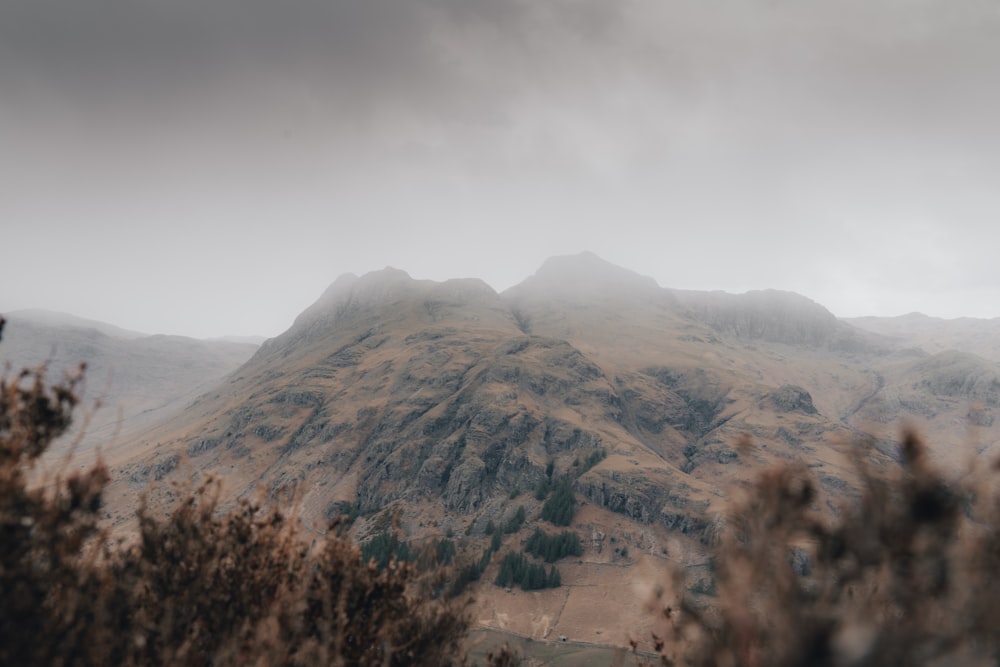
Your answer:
[98,252,1000,647]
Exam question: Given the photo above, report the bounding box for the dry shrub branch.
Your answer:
[647,432,1000,667]
[0,363,472,666]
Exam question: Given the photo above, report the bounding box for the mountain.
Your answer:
[0,309,260,454]
[106,259,856,518]
[91,253,1000,650]
[848,312,1000,362]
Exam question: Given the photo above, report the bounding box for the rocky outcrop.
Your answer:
[767,385,818,415]
[640,367,731,438]
[127,454,180,484]
[575,470,711,540]
[575,472,659,523]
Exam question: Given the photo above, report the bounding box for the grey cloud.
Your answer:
[4,0,998,157]
[0,0,622,121]
[3,0,1000,335]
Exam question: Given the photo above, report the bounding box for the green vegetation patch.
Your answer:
[524,528,583,563]
[540,478,575,526]
[494,551,561,590]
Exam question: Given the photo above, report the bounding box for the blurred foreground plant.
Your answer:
[645,432,1000,667]
[0,358,474,666]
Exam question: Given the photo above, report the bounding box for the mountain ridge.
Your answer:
[0,311,259,455]
[101,253,997,533]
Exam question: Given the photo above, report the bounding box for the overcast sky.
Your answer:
[2,0,998,338]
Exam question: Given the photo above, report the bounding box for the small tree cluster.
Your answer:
[450,547,494,597]
[524,528,583,563]
[450,522,507,597]
[535,460,557,500]
[503,505,527,534]
[430,537,457,566]
[493,551,561,591]
[540,478,575,526]
[361,528,413,569]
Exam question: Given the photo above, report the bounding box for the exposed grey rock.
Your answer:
[716,448,738,464]
[768,385,818,414]
[187,437,221,456]
[574,473,709,537]
[660,511,711,541]
[252,423,285,442]
[642,366,731,437]
[268,390,324,407]
[819,473,849,492]
[129,454,181,483]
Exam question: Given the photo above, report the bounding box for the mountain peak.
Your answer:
[351,266,415,297]
[290,267,416,330]
[505,252,662,301]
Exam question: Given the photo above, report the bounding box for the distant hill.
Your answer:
[848,312,1000,362]
[8,308,148,339]
[0,309,259,454]
[46,253,1000,651]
